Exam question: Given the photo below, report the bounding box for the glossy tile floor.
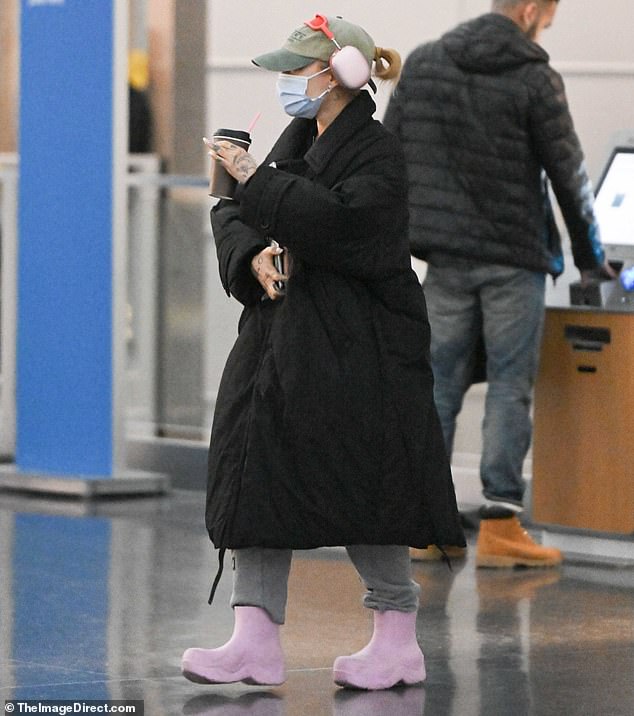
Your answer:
[1,489,633,716]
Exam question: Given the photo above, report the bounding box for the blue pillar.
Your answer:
[17,0,117,477]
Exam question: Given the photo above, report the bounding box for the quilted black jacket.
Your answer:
[384,13,605,277]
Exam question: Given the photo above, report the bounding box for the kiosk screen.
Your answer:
[594,147,634,260]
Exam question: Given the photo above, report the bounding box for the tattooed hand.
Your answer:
[251,244,287,301]
[206,139,259,183]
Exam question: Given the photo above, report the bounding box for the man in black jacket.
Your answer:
[384,0,613,567]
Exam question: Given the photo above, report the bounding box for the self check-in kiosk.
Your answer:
[532,139,634,535]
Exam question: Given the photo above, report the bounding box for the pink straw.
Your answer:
[247,111,262,134]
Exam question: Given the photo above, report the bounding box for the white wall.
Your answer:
[204,0,634,472]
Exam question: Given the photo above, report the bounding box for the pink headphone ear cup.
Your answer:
[330,46,371,90]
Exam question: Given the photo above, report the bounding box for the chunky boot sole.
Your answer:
[333,654,426,690]
[476,553,562,568]
[181,650,286,686]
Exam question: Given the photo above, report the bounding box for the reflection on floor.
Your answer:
[1,490,633,716]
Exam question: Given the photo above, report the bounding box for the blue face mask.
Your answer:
[276,67,331,119]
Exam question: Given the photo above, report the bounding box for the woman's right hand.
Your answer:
[251,244,287,300]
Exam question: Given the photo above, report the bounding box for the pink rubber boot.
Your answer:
[333,610,426,690]
[181,606,286,686]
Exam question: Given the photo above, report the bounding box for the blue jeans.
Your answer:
[423,259,546,507]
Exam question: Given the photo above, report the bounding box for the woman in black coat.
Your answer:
[182,14,464,691]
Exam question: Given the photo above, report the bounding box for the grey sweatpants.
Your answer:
[231,545,420,625]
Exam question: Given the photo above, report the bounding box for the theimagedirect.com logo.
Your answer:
[5,702,143,715]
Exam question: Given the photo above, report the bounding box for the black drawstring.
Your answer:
[208,548,227,605]
[436,545,454,572]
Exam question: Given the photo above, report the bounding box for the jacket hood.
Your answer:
[443,13,549,73]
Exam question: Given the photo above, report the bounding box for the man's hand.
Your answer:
[580,260,618,286]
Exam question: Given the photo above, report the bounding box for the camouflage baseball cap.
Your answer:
[252,15,375,72]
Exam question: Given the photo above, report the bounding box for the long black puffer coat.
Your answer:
[383,13,605,277]
[205,91,464,551]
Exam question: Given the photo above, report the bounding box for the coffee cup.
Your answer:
[207,128,252,200]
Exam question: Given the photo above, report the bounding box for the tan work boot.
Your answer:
[410,545,467,561]
[476,516,562,568]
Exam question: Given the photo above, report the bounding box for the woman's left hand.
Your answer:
[206,139,259,183]
[250,244,287,301]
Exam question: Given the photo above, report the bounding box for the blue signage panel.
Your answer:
[18,1,114,476]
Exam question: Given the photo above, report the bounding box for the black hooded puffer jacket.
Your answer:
[384,13,604,277]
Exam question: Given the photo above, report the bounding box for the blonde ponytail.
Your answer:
[373,46,402,83]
